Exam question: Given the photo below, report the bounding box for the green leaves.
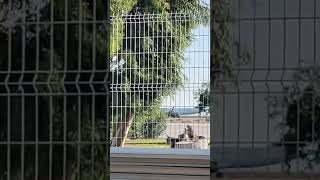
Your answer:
[169,0,209,26]
[129,97,167,139]
[267,65,320,169]
[110,0,137,15]
[110,4,210,140]
[194,83,210,114]
[110,17,124,56]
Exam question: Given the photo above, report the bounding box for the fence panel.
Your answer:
[0,1,110,179]
[212,0,320,176]
[110,13,210,150]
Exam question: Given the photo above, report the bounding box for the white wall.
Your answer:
[212,0,320,144]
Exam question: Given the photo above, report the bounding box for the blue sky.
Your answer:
[161,23,210,108]
[203,0,210,6]
[161,0,210,108]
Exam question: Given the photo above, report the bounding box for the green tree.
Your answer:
[110,0,210,147]
[195,83,210,115]
[0,0,211,179]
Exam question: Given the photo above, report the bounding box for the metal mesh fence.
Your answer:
[5,0,320,178]
[110,13,210,149]
[0,0,110,179]
[211,0,320,176]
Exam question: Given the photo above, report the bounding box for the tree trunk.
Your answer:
[112,113,134,147]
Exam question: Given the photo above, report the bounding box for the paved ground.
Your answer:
[215,173,320,180]
[221,178,315,180]
[220,176,319,180]
[112,174,318,180]
[111,174,209,180]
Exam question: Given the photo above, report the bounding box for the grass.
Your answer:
[124,138,170,148]
[123,138,211,149]
[124,144,170,148]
